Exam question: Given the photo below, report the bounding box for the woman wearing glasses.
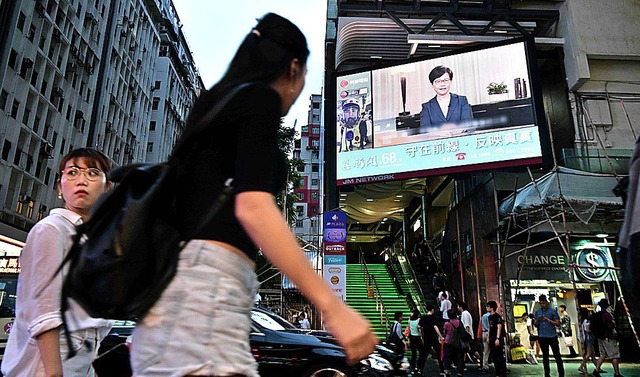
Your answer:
[2,148,113,377]
[420,65,473,129]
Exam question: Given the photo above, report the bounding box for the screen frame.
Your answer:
[330,37,552,186]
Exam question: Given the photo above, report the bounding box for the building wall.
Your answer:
[0,0,201,234]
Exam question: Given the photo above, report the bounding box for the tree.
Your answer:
[275,121,304,224]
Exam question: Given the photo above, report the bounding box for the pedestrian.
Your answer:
[526,310,540,358]
[1,148,114,377]
[578,310,599,373]
[388,311,406,355]
[408,309,424,374]
[480,305,491,373]
[534,294,564,377]
[591,299,623,377]
[299,312,311,329]
[443,309,466,377]
[487,301,507,377]
[129,13,377,377]
[440,292,453,320]
[558,304,579,357]
[457,301,480,364]
[419,304,444,374]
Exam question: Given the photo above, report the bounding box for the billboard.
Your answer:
[335,40,548,185]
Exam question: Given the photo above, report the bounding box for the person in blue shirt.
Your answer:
[534,295,564,377]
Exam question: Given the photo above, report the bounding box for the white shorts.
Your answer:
[131,240,259,377]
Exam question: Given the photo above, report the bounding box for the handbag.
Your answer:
[60,84,252,332]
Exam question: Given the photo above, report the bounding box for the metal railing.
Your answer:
[359,251,390,332]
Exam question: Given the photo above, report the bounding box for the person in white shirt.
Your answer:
[1,148,114,377]
[458,301,481,364]
[440,292,452,320]
[299,312,311,329]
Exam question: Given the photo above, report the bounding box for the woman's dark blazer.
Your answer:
[420,93,473,128]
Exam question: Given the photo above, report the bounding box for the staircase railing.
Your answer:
[359,251,390,333]
[390,249,428,315]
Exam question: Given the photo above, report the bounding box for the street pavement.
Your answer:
[418,357,640,377]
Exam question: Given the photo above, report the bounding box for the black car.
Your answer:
[250,307,407,377]
[95,308,408,377]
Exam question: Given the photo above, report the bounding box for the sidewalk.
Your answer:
[418,357,640,376]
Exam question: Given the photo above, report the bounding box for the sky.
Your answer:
[172,1,328,130]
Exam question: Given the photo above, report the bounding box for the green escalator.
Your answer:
[346,264,412,340]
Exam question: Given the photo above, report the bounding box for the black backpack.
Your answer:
[449,321,471,349]
[59,84,251,350]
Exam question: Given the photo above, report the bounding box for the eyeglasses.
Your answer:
[61,166,104,181]
[434,78,451,85]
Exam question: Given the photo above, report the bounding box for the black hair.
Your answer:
[58,148,111,181]
[411,309,420,320]
[457,301,468,311]
[186,13,309,128]
[559,304,566,310]
[447,309,458,320]
[487,301,498,310]
[426,304,434,312]
[428,65,453,84]
[394,311,403,321]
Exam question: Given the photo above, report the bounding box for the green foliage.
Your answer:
[487,82,509,95]
[274,121,304,223]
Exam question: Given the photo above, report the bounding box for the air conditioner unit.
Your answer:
[19,194,33,203]
[41,143,54,156]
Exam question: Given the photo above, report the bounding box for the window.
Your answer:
[22,107,30,125]
[311,192,318,200]
[312,139,320,148]
[312,127,320,134]
[152,97,159,110]
[17,12,26,32]
[0,90,8,111]
[159,46,168,56]
[297,164,305,172]
[312,151,319,159]
[311,206,318,214]
[297,192,305,200]
[10,99,20,119]
[147,142,153,153]
[2,140,11,161]
[295,220,303,228]
[295,206,304,216]
[311,163,319,173]
[27,24,36,42]
[149,121,156,131]
[311,178,319,186]
[312,102,320,109]
[8,49,18,70]
[154,81,161,90]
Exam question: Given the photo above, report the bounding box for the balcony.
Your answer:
[560,148,632,175]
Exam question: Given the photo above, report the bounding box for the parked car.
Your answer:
[97,307,408,377]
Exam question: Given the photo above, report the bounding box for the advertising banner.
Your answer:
[323,211,347,301]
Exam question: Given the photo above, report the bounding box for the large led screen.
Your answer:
[335,40,547,186]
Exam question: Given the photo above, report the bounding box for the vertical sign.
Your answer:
[323,211,347,301]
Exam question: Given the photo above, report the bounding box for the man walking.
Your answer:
[481,307,491,373]
[487,301,507,377]
[591,299,623,377]
[441,292,452,320]
[458,301,480,364]
[534,295,564,377]
[419,304,444,374]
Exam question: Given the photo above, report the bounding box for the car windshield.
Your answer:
[251,310,287,331]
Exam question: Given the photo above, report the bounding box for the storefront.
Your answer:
[503,239,617,355]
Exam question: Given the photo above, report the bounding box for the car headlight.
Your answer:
[360,354,393,372]
[399,356,410,371]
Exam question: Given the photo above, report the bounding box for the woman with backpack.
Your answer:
[129,13,377,377]
[2,148,113,377]
[442,309,466,377]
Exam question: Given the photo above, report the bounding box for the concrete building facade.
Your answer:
[0,0,202,237]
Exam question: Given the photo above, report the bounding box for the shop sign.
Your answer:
[0,257,20,274]
[574,245,614,283]
[504,245,568,281]
[322,211,346,301]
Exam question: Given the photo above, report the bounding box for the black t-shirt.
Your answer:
[488,313,504,343]
[175,83,287,260]
[419,314,440,341]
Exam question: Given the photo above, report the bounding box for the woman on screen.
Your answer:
[420,65,473,129]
